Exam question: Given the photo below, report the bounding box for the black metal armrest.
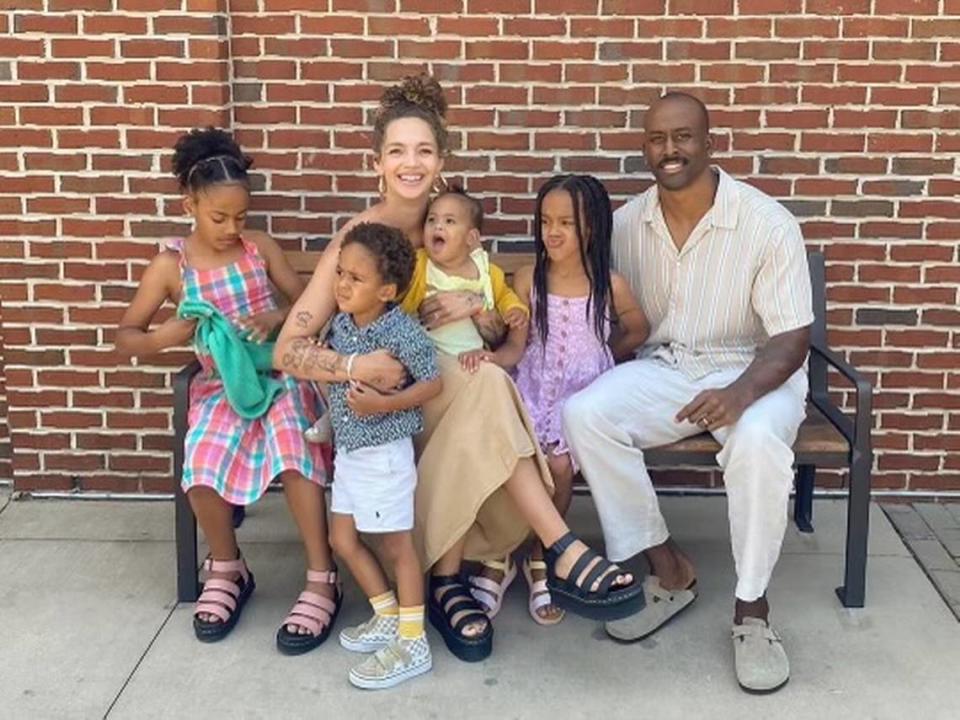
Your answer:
[173,361,201,476]
[173,362,202,431]
[173,360,202,603]
[809,341,873,453]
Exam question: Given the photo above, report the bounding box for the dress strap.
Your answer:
[165,238,188,270]
[238,234,268,270]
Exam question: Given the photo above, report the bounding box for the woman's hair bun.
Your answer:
[378,73,447,120]
[372,74,449,155]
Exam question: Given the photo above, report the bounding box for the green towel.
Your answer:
[177,299,283,420]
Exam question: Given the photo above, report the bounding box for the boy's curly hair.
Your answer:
[342,222,416,294]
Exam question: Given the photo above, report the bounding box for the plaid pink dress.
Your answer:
[172,236,328,505]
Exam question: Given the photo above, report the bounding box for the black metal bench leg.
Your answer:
[175,483,200,603]
[836,449,870,608]
[793,464,815,533]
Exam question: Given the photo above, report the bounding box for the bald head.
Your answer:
[645,92,711,134]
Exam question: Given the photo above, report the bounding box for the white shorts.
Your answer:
[330,437,417,533]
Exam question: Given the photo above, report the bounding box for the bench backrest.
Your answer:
[289,248,828,341]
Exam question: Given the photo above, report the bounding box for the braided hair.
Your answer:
[373,74,448,155]
[532,174,613,348]
[172,127,252,193]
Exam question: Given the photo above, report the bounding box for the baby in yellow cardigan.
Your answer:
[306,189,529,444]
[401,188,529,373]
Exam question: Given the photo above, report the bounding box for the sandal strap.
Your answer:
[526,559,547,571]
[283,590,340,636]
[202,577,241,597]
[195,602,232,623]
[469,575,505,597]
[306,568,338,585]
[295,590,338,614]
[568,545,601,586]
[284,605,332,635]
[202,555,250,585]
[430,573,463,588]
[530,590,553,612]
[480,557,511,572]
[435,583,488,628]
[198,587,238,611]
[544,531,577,564]
[580,556,614,595]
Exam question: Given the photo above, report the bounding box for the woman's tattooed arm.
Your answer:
[279,337,348,382]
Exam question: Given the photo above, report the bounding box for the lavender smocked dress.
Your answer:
[514,293,614,466]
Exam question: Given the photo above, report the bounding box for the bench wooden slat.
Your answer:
[644,404,848,468]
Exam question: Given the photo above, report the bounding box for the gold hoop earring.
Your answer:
[377,175,386,196]
[432,174,448,194]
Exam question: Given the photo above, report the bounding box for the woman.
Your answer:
[274,75,643,664]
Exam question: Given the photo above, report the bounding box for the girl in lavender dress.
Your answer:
[508,175,651,625]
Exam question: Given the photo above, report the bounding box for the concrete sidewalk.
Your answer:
[0,494,957,720]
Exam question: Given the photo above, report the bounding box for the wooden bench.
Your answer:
[174,250,873,608]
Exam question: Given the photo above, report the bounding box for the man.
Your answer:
[563,92,813,693]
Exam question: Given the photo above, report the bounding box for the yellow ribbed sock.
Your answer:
[370,590,398,617]
[398,605,425,640]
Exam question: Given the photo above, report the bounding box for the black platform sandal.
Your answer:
[544,532,645,621]
[276,568,342,656]
[427,574,493,663]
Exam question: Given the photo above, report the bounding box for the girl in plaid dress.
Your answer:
[116,128,340,653]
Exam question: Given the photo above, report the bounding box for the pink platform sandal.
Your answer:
[468,556,517,618]
[193,555,256,643]
[522,556,565,626]
[276,568,343,656]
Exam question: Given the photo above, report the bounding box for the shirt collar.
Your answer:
[340,303,400,334]
[640,166,739,230]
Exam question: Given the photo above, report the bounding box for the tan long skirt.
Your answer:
[412,354,554,569]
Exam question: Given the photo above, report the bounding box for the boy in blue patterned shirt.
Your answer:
[326,222,442,690]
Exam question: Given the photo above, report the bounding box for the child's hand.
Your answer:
[235,309,284,343]
[458,349,493,374]
[346,382,392,416]
[503,307,529,330]
[353,350,408,392]
[157,317,197,347]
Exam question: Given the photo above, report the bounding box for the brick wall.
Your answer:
[1,1,958,494]
[1,298,10,483]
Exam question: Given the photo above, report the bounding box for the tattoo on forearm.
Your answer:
[295,310,313,329]
[282,337,346,378]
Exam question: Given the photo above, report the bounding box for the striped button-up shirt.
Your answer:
[613,168,814,380]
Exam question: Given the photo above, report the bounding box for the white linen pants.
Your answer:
[563,358,808,601]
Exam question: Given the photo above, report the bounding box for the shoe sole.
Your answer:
[427,604,492,663]
[348,658,433,690]
[339,633,390,653]
[551,582,646,622]
[605,591,697,644]
[739,676,790,695]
